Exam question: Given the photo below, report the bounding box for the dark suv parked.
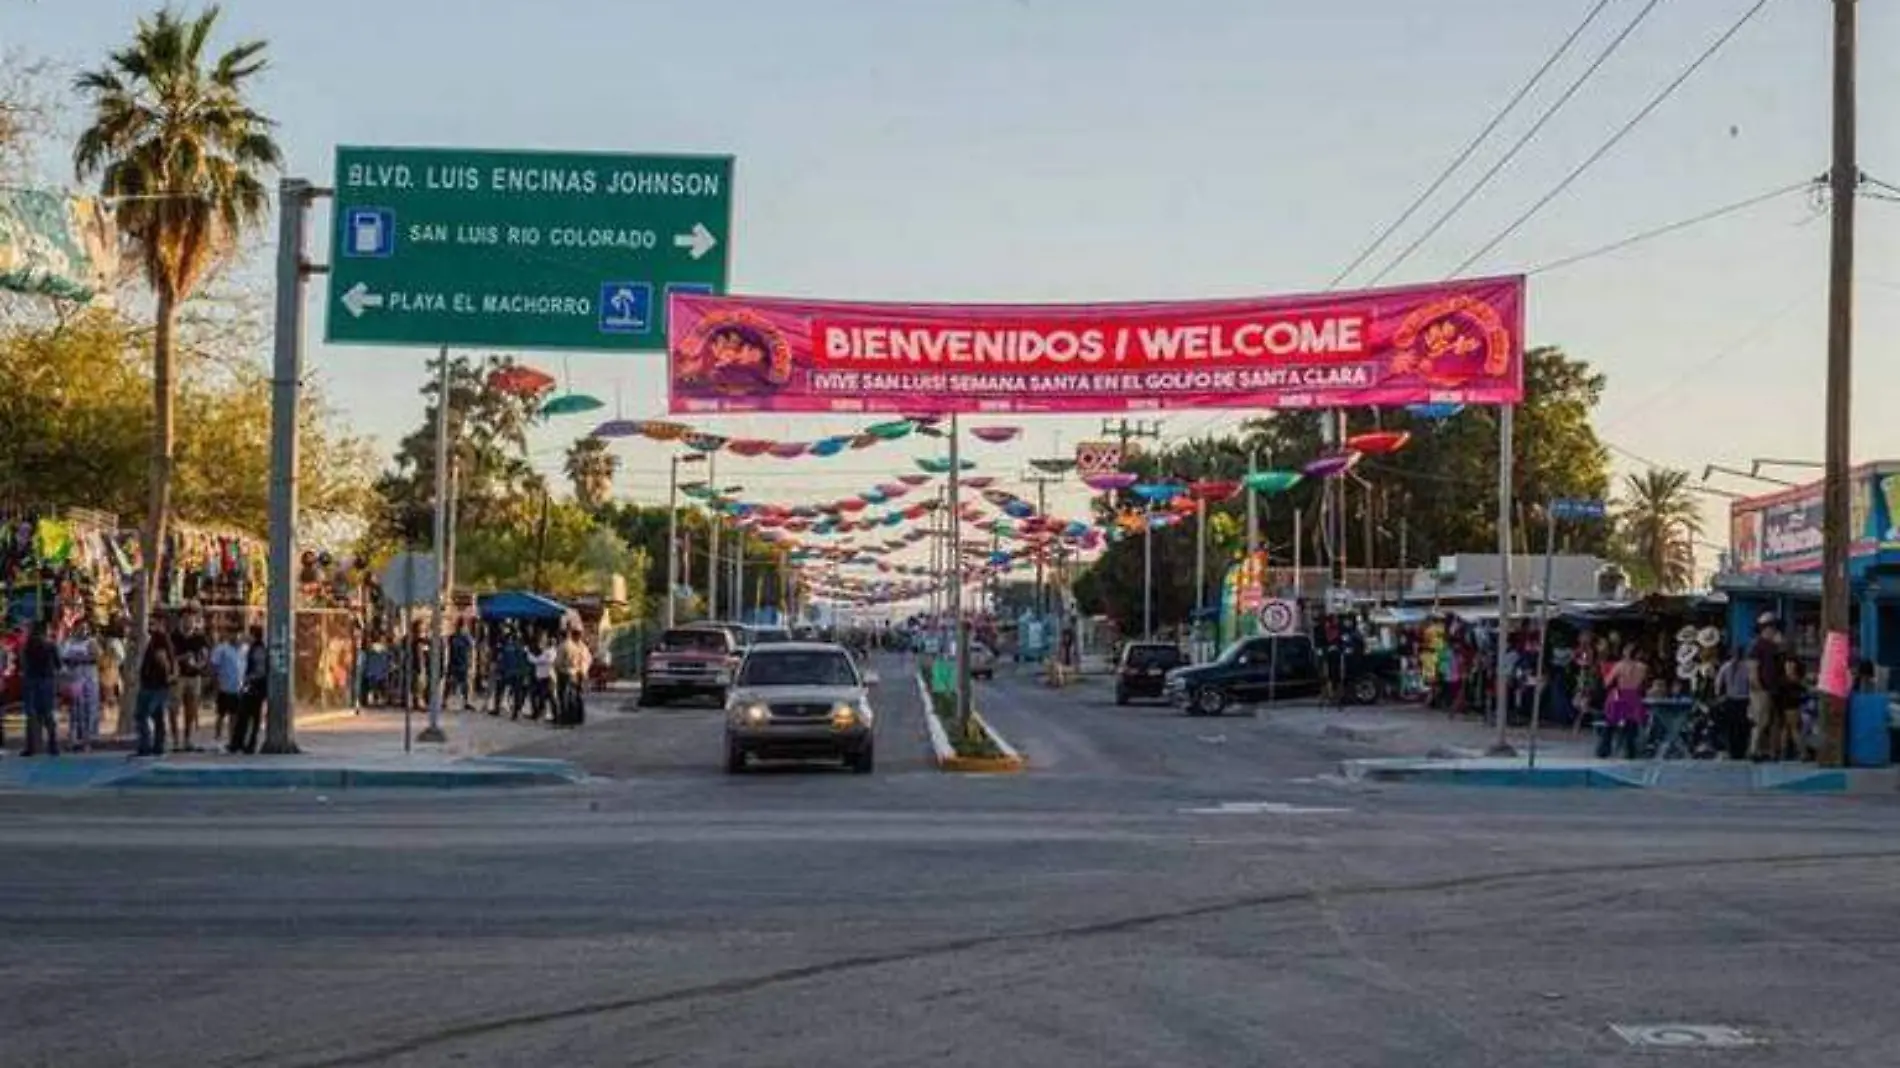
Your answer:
[1115,641,1187,704]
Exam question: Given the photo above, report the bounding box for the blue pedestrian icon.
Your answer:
[344,208,395,258]
[598,282,653,335]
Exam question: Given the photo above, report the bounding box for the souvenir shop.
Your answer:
[1,507,136,631]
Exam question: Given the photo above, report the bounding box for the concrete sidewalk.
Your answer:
[1261,700,1600,762]
[0,705,587,791]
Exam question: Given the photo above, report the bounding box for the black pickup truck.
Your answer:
[1164,634,1401,715]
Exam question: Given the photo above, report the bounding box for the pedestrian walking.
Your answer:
[1713,644,1752,760]
[20,620,62,757]
[498,629,529,719]
[447,621,474,712]
[233,625,268,754]
[135,621,177,757]
[1747,617,1785,762]
[1597,645,1649,760]
[171,614,210,751]
[528,635,555,720]
[211,628,247,753]
[554,628,591,726]
[60,620,103,752]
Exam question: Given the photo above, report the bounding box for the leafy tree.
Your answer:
[72,4,281,683]
[1613,467,1702,592]
[0,307,370,534]
[370,353,544,550]
[563,435,618,510]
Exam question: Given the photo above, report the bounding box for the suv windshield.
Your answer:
[751,627,793,644]
[1124,644,1184,669]
[658,629,728,654]
[737,649,860,688]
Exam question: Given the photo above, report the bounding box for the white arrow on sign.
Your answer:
[340,281,385,318]
[673,222,718,260]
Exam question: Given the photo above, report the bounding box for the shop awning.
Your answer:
[476,590,573,623]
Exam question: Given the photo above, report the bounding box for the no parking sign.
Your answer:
[1257,599,1298,635]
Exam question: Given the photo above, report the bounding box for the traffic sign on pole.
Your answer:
[1550,498,1608,522]
[326,146,733,351]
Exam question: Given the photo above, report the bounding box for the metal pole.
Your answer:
[707,452,720,620]
[1035,478,1048,616]
[950,414,971,732]
[665,456,679,628]
[1245,448,1259,556]
[734,525,745,622]
[1293,506,1303,600]
[262,177,312,755]
[1142,501,1155,639]
[1194,497,1207,650]
[402,549,414,753]
[1818,0,1857,767]
[1528,506,1557,769]
[419,349,449,744]
[1490,404,1516,755]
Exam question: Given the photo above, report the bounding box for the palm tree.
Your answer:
[73,5,280,722]
[564,436,619,509]
[1614,468,1704,592]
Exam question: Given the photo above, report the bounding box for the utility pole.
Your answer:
[706,451,719,621]
[665,455,680,628]
[1818,0,1857,768]
[420,349,450,745]
[1100,418,1163,460]
[1023,465,1067,616]
[949,414,971,733]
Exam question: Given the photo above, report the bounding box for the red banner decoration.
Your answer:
[667,277,1524,414]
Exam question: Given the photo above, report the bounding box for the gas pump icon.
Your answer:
[345,208,395,258]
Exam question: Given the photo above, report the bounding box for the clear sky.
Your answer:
[11,0,1900,564]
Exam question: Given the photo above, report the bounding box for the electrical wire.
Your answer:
[1327,0,1616,290]
[1366,0,1669,286]
[1523,177,1816,275]
[1447,0,1778,279]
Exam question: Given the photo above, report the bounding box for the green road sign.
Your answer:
[325,146,732,351]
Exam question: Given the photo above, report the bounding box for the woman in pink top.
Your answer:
[1597,645,1649,759]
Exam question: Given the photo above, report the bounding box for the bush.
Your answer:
[919,671,1005,760]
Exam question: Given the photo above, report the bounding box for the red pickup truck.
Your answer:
[638,626,740,707]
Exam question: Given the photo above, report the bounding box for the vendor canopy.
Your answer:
[667,277,1524,415]
[477,590,573,623]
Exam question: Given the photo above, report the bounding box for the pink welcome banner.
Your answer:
[666,276,1525,415]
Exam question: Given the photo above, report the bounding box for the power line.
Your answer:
[1366,0,1668,286]
[1327,0,1616,290]
[1447,0,1778,278]
[1523,177,1818,275]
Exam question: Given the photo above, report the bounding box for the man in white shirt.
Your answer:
[210,629,248,752]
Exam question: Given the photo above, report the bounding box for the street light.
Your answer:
[665,453,708,628]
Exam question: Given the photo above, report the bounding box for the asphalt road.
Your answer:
[4,653,1899,1067]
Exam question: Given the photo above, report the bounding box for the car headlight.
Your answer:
[733,701,769,725]
[830,701,869,729]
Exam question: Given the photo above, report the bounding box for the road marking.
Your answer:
[1179,801,1353,816]
[1610,1024,1761,1049]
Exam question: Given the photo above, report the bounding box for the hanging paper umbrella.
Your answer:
[1002,500,1037,519]
[849,434,880,450]
[1345,430,1411,455]
[1187,479,1241,501]
[810,437,850,457]
[790,505,821,519]
[723,439,772,457]
[882,512,906,526]
[487,364,557,397]
[1063,521,1091,539]
[637,421,691,442]
[1405,402,1466,420]
[960,476,996,490]
[970,426,1021,444]
[903,505,929,520]
[681,432,726,452]
[897,473,932,486]
[1029,457,1077,474]
[876,483,911,498]
[1242,470,1304,495]
[769,441,810,459]
[1303,452,1362,479]
[916,458,953,474]
[542,392,604,416]
[680,483,714,500]
[1084,472,1139,493]
[866,420,915,440]
[860,489,889,505]
[590,419,642,438]
[1169,496,1199,515]
[1132,482,1186,502]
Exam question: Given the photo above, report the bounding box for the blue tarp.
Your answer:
[476,590,570,622]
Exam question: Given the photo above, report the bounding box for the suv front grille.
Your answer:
[770,702,835,719]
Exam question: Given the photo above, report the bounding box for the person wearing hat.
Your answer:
[1746,616,1786,761]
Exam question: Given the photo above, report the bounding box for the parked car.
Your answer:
[1165,634,1399,715]
[725,642,879,773]
[1115,641,1187,704]
[638,626,739,707]
[943,640,996,680]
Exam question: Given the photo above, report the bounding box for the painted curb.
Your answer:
[916,675,1026,774]
[1341,758,1889,794]
[0,756,586,791]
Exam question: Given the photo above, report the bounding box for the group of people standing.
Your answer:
[486,624,593,726]
[130,615,269,757]
[3,611,268,758]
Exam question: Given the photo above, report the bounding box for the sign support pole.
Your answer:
[1490,404,1517,756]
[1142,499,1155,640]
[950,414,971,734]
[1528,505,1557,769]
[707,452,720,621]
[419,348,449,744]
[263,177,320,755]
[665,456,680,629]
